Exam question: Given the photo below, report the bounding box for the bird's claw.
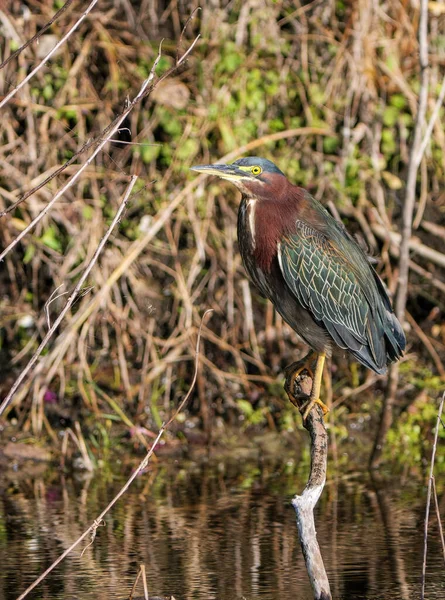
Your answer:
[287,363,314,391]
[284,352,328,420]
[300,397,330,421]
[284,353,317,408]
[284,352,316,383]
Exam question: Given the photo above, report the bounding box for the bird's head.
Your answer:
[190,157,286,197]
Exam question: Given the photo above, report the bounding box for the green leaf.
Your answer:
[39,226,62,252]
[82,205,94,220]
[323,136,339,153]
[390,94,407,110]
[383,106,399,127]
[43,84,54,100]
[176,138,199,161]
[140,143,161,164]
[236,399,254,417]
[222,52,242,73]
[23,244,35,264]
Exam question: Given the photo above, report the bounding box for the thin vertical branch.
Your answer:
[415,72,445,172]
[432,477,445,567]
[371,0,429,468]
[141,565,150,600]
[395,0,429,319]
[421,392,444,600]
[0,176,138,416]
[128,567,143,600]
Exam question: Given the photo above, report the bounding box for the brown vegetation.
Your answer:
[0,0,444,456]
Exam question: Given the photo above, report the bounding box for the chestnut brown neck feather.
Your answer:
[249,179,305,272]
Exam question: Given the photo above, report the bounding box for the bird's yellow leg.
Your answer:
[301,352,329,421]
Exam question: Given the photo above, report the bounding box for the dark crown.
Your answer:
[232,157,284,175]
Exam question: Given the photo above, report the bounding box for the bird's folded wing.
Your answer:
[278,221,385,367]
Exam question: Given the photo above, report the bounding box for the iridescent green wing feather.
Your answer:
[278,220,386,369]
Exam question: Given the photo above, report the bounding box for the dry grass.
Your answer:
[0,0,444,445]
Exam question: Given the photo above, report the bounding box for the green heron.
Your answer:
[191,157,405,419]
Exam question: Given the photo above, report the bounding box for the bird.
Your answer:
[190,157,406,419]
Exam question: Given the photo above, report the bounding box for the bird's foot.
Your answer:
[284,352,317,408]
[300,397,330,421]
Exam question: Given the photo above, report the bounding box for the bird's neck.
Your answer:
[241,184,304,272]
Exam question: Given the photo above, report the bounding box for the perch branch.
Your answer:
[284,365,331,600]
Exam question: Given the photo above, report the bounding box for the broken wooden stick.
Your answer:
[285,365,331,600]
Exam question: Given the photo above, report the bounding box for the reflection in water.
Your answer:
[371,471,410,600]
[0,456,444,600]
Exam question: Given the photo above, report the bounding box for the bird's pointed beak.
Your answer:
[190,163,252,181]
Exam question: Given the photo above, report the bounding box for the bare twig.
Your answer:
[408,261,445,296]
[367,221,445,294]
[128,564,175,600]
[405,312,445,378]
[415,73,445,167]
[0,176,138,416]
[141,565,149,600]
[14,309,211,600]
[420,220,445,239]
[432,477,445,567]
[128,566,143,600]
[0,137,105,217]
[0,0,75,70]
[370,223,445,269]
[176,7,201,64]
[421,392,445,599]
[284,367,331,600]
[0,0,98,110]
[80,519,105,556]
[44,284,67,329]
[412,73,445,230]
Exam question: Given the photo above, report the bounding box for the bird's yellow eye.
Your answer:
[251,166,262,175]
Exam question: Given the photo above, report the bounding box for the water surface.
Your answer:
[0,453,443,600]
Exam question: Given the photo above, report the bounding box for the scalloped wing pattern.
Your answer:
[279,221,387,372]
